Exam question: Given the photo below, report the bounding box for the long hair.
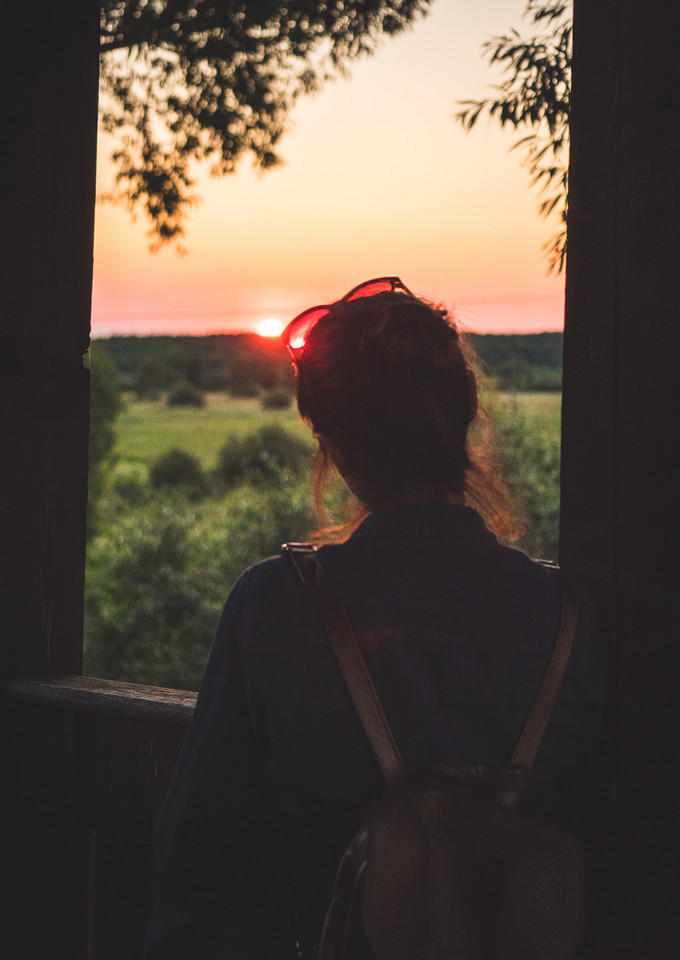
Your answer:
[294,291,524,542]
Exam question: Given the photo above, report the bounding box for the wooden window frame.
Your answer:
[2,1,679,957]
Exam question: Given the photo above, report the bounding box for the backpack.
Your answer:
[284,542,584,960]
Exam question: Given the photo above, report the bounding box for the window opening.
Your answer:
[86,3,565,688]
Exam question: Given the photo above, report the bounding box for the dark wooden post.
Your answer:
[2,2,99,956]
[561,2,680,954]
[1,0,98,680]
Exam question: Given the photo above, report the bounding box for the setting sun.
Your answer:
[257,318,285,338]
[91,4,566,340]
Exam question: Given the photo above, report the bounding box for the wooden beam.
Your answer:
[4,683,191,959]
[6,675,197,725]
[1,0,99,678]
[2,3,100,956]
[562,2,680,954]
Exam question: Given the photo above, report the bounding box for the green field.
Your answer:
[114,391,561,473]
[114,393,315,472]
[88,390,562,686]
[489,390,561,426]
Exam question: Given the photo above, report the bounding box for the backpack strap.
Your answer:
[496,569,578,808]
[284,543,406,787]
[284,544,578,806]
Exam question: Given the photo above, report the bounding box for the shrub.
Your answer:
[489,395,561,560]
[261,386,293,410]
[84,505,218,687]
[215,424,312,487]
[84,486,314,688]
[167,381,206,407]
[88,344,123,537]
[150,448,207,498]
[227,358,261,397]
[110,468,149,506]
[134,356,176,399]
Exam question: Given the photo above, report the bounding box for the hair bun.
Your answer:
[296,291,478,503]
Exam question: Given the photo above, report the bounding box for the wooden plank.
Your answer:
[563,2,680,954]
[3,695,189,960]
[91,715,187,960]
[3,699,94,958]
[6,676,197,725]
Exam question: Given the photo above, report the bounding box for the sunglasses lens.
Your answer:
[286,307,330,354]
[285,278,412,360]
[346,280,395,301]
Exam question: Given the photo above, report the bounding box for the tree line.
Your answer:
[96,330,563,398]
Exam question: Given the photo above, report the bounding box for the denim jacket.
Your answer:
[144,503,604,959]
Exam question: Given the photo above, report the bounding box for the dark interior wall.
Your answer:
[562,2,680,953]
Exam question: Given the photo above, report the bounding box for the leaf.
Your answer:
[454,0,571,273]
[98,0,436,250]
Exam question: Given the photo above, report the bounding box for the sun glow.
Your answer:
[257,317,285,338]
[91,5,567,340]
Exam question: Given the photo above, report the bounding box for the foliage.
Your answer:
[85,504,214,686]
[88,343,123,535]
[469,332,562,391]
[89,344,123,466]
[110,466,150,507]
[98,1,432,250]
[150,448,207,498]
[261,385,293,409]
[457,1,571,273]
[488,392,561,560]
[97,331,562,398]
[109,395,312,470]
[167,380,206,407]
[84,392,561,687]
[215,423,311,487]
[228,359,261,398]
[134,355,176,399]
[84,485,314,687]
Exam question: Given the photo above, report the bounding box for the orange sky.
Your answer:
[91,0,565,339]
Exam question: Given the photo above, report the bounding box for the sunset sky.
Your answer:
[91,0,566,339]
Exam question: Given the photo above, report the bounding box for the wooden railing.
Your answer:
[4,676,195,960]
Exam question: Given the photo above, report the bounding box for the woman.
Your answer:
[144,279,604,959]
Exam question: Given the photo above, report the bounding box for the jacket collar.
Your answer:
[350,502,493,541]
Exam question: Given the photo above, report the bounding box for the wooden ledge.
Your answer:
[4,675,196,725]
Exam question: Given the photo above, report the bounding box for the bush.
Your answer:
[150,448,207,498]
[110,467,149,507]
[227,358,261,397]
[134,356,176,399]
[88,344,123,537]
[215,424,312,487]
[84,505,218,687]
[84,487,314,687]
[167,381,206,407]
[489,395,561,560]
[261,386,293,410]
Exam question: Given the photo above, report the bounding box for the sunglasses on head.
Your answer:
[282,276,415,362]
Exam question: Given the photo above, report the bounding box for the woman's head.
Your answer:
[285,281,479,510]
[284,278,523,540]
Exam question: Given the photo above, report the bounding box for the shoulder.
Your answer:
[226,549,328,656]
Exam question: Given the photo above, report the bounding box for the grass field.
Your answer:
[89,390,562,684]
[114,393,315,471]
[488,391,561,427]
[114,391,561,473]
